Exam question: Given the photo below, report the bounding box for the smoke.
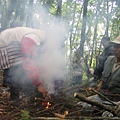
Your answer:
[31,5,69,93]
[37,21,68,93]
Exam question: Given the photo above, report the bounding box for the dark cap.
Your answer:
[101,37,110,42]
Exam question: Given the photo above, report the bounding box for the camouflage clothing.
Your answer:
[99,56,120,101]
[94,44,114,77]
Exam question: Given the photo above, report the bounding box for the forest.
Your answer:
[0,0,120,69]
[0,0,120,119]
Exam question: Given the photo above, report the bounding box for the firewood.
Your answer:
[59,77,97,92]
[53,109,68,118]
[64,110,68,115]
[30,117,62,119]
[54,113,65,118]
[88,88,117,106]
[74,92,118,116]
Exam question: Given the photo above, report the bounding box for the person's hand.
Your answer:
[89,68,94,75]
[37,84,51,100]
[114,103,120,117]
[86,68,94,76]
[43,92,51,100]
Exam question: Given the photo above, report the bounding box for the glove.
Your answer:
[114,104,120,117]
[37,84,51,100]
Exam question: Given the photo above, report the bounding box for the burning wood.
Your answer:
[42,101,51,109]
[0,75,119,120]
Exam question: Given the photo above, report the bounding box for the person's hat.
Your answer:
[111,36,120,44]
[101,37,110,42]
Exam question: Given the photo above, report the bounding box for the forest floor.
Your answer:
[0,72,120,120]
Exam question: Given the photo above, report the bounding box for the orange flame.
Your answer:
[42,102,51,109]
[46,102,51,109]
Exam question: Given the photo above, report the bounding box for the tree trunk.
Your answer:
[14,0,21,21]
[26,0,33,27]
[2,0,16,29]
[69,1,77,64]
[90,0,101,67]
[79,0,89,57]
[20,0,26,25]
[72,5,83,49]
[56,0,62,17]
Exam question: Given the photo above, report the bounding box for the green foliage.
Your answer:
[0,0,120,79]
[82,71,88,81]
[49,2,57,15]
[20,110,30,120]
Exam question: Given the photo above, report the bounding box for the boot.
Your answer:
[2,69,12,87]
[10,86,19,101]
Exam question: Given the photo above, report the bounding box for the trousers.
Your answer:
[3,64,36,100]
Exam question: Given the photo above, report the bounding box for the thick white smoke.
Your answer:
[30,5,69,93]
[37,22,68,93]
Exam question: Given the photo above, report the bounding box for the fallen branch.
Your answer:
[74,92,118,116]
[58,78,97,92]
[89,88,117,106]
[31,116,120,120]
[53,110,68,119]
[66,116,120,120]
[30,117,64,120]
[53,113,65,119]
[33,104,59,115]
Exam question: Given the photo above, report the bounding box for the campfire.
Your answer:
[0,72,120,120]
[0,88,120,120]
[42,101,51,109]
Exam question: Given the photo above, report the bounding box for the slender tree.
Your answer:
[26,0,34,27]
[69,1,77,63]
[2,0,16,29]
[89,0,101,67]
[56,0,62,17]
[79,0,89,57]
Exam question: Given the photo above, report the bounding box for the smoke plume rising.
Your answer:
[37,21,68,93]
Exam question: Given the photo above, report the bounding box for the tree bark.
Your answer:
[56,0,62,17]
[89,0,101,67]
[2,0,16,29]
[20,0,26,25]
[69,1,77,64]
[26,0,33,27]
[79,0,89,57]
